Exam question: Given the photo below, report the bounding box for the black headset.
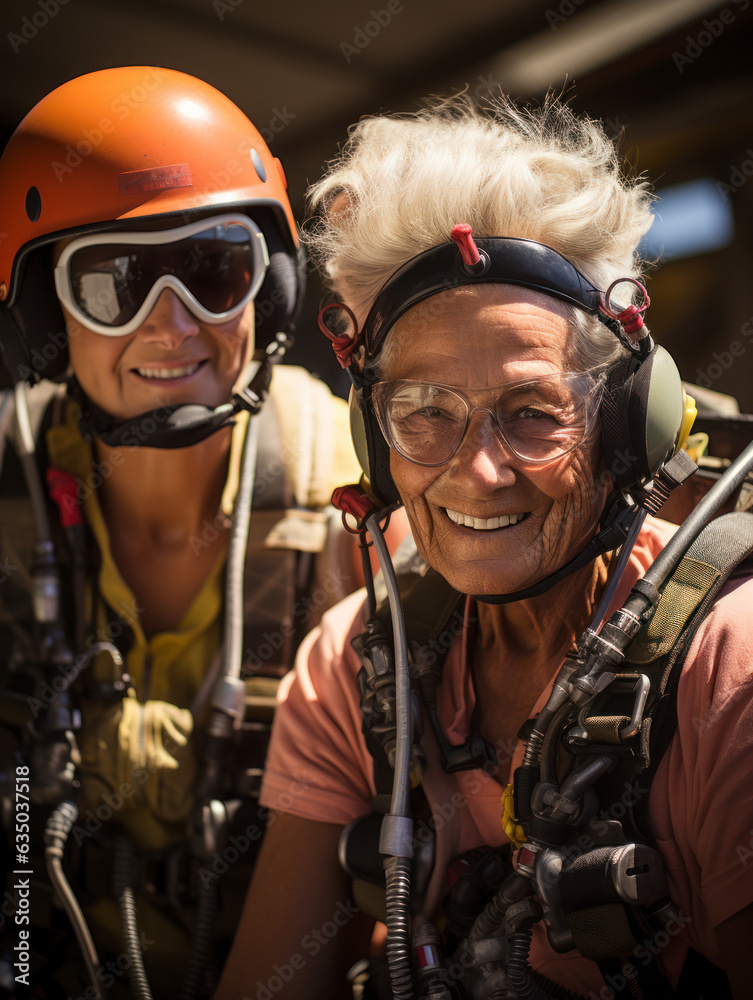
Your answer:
[334,233,689,507]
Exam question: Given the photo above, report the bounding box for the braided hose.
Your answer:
[113,838,152,1000]
[384,856,414,1000]
[181,878,219,1000]
[44,802,106,1000]
[506,928,548,1000]
[467,873,531,943]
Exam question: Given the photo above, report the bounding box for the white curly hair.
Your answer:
[304,92,655,373]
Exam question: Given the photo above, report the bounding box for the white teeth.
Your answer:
[137,363,201,380]
[445,508,527,531]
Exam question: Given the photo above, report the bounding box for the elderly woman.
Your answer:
[217,97,753,999]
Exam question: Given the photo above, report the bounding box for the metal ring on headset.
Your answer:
[599,278,650,320]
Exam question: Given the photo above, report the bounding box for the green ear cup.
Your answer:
[643,345,684,475]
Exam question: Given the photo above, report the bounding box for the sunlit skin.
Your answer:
[59,278,256,635]
[65,287,255,422]
[377,284,612,762]
[383,284,608,599]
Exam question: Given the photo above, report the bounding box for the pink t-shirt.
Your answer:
[261,517,753,995]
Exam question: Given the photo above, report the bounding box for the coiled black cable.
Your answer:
[384,856,414,1000]
[113,838,152,1000]
[181,877,219,1000]
[507,928,587,1000]
[507,928,551,1000]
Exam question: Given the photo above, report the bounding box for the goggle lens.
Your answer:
[54,215,268,335]
[373,374,601,466]
[68,222,254,326]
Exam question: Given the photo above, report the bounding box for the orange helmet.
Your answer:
[0,66,303,387]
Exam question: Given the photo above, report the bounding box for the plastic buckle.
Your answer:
[618,674,650,740]
[576,673,650,743]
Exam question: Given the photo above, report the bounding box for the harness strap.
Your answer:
[569,511,753,999]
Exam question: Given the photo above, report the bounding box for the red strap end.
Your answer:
[331,485,378,525]
[451,223,481,267]
[47,467,83,528]
[318,303,361,369]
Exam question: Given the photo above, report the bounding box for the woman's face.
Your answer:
[382,285,607,597]
[62,288,255,422]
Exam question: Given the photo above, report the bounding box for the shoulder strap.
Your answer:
[630,510,753,833]
[264,364,359,509]
[581,510,753,779]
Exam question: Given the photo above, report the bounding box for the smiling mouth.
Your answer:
[444,508,530,531]
[133,361,207,380]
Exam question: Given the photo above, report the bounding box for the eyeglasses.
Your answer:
[371,372,604,467]
[54,214,269,336]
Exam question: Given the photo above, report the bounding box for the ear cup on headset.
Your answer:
[349,385,401,505]
[600,345,684,491]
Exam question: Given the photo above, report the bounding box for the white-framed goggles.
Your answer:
[54,213,269,337]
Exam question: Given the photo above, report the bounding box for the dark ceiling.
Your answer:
[2,0,752,405]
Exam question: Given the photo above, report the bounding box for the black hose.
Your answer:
[44,802,106,1000]
[507,927,567,1000]
[540,701,575,786]
[384,856,414,1000]
[113,838,152,1000]
[181,878,219,1000]
[467,872,531,943]
[639,437,753,600]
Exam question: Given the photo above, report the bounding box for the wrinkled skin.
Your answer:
[382,284,608,597]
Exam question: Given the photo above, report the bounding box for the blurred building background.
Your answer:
[1,0,751,406]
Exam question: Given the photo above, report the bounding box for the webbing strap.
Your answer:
[584,511,753,764]
[565,512,753,999]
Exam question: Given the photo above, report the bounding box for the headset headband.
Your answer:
[362,235,605,364]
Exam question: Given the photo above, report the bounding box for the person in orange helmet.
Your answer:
[0,67,364,999]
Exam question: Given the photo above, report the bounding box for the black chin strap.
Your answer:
[472,497,638,605]
[68,337,292,449]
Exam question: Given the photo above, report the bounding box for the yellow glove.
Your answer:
[78,689,197,833]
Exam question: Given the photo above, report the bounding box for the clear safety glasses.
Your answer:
[371,371,605,467]
[54,214,269,336]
